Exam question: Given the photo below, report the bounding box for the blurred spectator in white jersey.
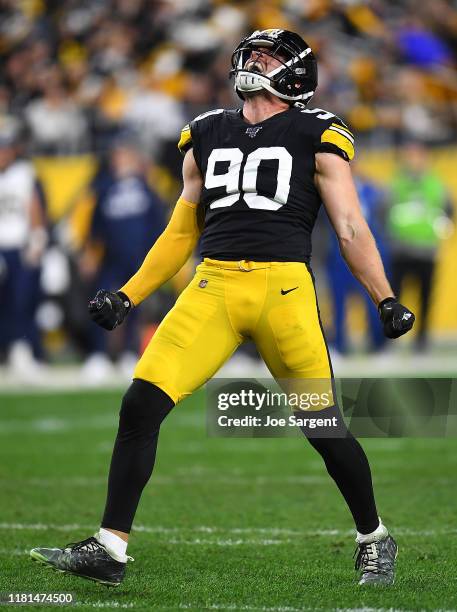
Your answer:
[0,117,48,380]
[25,66,89,155]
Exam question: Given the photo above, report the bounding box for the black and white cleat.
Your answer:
[30,536,131,587]
[354,534,398,586]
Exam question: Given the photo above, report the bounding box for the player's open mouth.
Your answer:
[244,58,265,74]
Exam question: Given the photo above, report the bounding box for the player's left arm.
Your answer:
[315,152,415,338]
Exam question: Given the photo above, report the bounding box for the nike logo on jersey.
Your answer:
[281,287,298,295]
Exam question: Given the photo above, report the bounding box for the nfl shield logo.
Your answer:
[245,127,262,138]
[199,279,208,288]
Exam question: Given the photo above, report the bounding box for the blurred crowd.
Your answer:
[2,0,457,155]
[0,0,456,381]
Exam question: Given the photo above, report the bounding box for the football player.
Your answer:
[31,29,414,587]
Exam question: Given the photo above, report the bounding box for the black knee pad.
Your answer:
[118,379,175,438]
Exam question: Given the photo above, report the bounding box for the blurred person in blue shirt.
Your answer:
[396,16,453,69]
[326,166,389,354]
[80,135,165,381]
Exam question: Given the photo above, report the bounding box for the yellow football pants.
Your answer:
[134,258,332,404]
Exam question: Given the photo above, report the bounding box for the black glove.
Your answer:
[378,297,415,339]
[88,290,132,331]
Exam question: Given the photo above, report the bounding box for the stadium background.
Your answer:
[1,1,457,610]
[1,0,457,380]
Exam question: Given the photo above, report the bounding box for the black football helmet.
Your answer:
[230,29,318,104]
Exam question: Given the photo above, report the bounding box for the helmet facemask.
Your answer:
[230,30,318,104]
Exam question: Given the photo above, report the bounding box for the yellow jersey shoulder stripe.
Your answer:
[331,122,354,139]
[321,128,355,160]
[329,124,354,144]
[178,124,192,154]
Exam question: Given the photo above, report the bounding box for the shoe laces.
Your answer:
[354,540,382,574]
[65,536,102,553]
[64,536,134,562]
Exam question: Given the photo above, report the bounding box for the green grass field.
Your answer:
[1,389,456,611]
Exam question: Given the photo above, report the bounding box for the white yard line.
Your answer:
[70,602,456,612]
[74,604,135,609]
[0,547,28,555]
[1,522,456,539]
[0,414,201,433]
[166,538,296,546]
[1,475,331,487]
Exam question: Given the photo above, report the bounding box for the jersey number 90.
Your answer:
[205,147,292,211]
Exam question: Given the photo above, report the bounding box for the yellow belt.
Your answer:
[202,258,300,272]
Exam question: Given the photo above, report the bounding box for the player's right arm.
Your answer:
[88,149,203,331]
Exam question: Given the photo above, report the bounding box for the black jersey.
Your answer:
[178,106,355,263]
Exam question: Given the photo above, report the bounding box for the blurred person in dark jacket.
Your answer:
[80,135,165,382]
[326,165,389,354]
[0,118,48,380]
[387,139,453,350]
